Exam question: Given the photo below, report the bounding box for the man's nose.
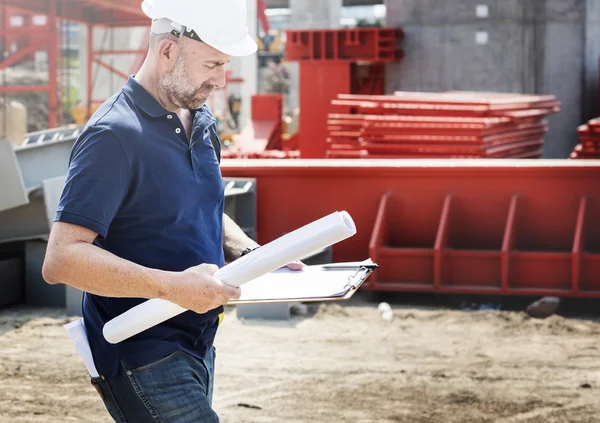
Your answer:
[212,67,227,89]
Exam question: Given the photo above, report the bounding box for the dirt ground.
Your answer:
[0,296,599,423]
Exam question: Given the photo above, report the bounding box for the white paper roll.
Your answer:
[103,211,356,344]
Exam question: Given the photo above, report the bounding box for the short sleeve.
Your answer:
[55,127,130,239]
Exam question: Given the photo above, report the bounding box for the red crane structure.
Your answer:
[0,0,148,129]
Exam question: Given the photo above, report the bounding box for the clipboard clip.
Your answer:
[344,264,379,290]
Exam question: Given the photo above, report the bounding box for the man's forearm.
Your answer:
[44,241,174,300]
[222,213,258,262]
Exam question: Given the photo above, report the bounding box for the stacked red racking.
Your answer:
[570,118,600,159]
[326,91,561,159]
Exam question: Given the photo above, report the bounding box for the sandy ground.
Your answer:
[1,296,599,423]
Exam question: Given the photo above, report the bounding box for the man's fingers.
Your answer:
[286,261,305,271]
[198,263,219,275]
[222,283,241,300]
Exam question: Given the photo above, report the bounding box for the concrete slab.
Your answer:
[42,176,67,230]
[15,137,75,190]
[0,175,66,243]
[0,138,28,212]
[0,194,49,243]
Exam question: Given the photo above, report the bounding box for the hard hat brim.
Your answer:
[141,1,154,19]
[208,34,258,57]
[142,0,257,57]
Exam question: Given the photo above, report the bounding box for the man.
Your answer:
[42,1,300,421]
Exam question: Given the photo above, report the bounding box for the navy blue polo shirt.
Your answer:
[55,76,225,377]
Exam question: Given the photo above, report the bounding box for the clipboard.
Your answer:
[228,259,378,305]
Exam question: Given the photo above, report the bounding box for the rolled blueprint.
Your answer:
[103,211,356,344]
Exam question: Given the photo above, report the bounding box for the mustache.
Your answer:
[200,84,216,93]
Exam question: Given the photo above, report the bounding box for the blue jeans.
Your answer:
[90,347,219,422]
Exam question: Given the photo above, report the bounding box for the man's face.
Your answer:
[158,37,230,110]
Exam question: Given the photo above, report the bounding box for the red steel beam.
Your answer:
[0,37,47,70]
[2,0,90,23]
[47,0,57,128]
[572,196,587,295]
[93,58,129,80]
[434,194,452,290]
[104,20,150,27]
[256,0,270,33]
[87,23,94,120]
[368,192,391,289]
[1,0,51,14]
[2,0,147,25]
[69,0,144,16]
[501,194,519,293]
[0,85,50,93]
[221,159,600,297]
[0,26,49,36]
[94,49,147,55]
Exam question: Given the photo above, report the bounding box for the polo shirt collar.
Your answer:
[123,76,170,118]
[123,76,216,125]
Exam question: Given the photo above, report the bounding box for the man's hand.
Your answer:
[164,264,240,314]
[285,261,305,271]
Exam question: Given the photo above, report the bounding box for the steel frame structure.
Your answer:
[0,0,148,129]
[0,2,60,128]
[86,23,149,117]
[1,0,255,129]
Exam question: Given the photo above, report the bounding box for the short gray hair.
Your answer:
[149,31,182,50]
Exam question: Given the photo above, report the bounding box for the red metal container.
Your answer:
[222,159,600,297]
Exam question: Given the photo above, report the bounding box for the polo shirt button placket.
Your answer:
[185,127,196,175]
[175,128,181,134]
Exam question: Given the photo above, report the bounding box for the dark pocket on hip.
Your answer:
[91,376,127,423]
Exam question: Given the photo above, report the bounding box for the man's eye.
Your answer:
[205,64,217,70]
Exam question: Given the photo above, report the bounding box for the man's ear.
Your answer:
[157,39,180,71]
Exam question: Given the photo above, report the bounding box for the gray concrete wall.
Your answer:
[289,0,342,29]
[385,0,600,158]
[286,0,343,112]
[584,0,600,121]
[385,0,530,93]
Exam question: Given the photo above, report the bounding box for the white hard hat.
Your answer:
[141,0,258,57]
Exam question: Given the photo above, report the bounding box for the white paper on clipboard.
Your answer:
[230,259,377,304]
